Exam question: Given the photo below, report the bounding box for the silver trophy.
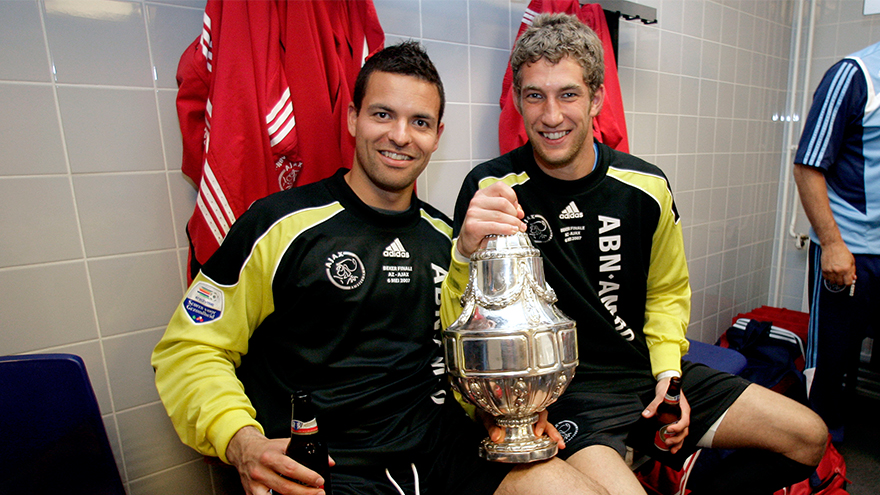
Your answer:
[443,232,578,463]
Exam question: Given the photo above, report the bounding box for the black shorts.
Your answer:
[548,361,750,469]
[331,402,512,495]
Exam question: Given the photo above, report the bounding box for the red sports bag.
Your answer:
[775,435,849,495]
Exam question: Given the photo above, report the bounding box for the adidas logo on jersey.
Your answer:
[559,201,584,219]
[383,238,410,258]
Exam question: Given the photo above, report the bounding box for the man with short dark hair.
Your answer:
[443,14,828,495]
[154,41,607,495]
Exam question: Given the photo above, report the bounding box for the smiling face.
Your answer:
[346,71,444,210]
[515,56,604,180]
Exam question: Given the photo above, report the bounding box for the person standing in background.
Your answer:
[794,40,880,444]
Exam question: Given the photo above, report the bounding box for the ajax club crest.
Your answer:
[325,251,365,290]
[525,214,553,243]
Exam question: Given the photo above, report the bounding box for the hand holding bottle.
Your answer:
[285,391,332,494]
[226,425,332,495]
[641,376,690,454]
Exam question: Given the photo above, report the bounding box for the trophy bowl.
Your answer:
[443,232,578,463]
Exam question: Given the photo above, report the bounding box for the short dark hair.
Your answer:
[352,40,445,122]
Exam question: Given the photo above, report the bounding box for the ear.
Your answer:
[347,102,358,138]
[432,121,445,152]
[590,84,605,118]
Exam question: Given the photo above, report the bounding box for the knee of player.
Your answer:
[808,419,829,463]
[796,410,829,465]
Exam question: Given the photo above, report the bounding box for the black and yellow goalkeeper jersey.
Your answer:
[441,142,690,393]
[153,168,453,465]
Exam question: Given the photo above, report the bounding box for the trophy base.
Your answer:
[479,435,558,463]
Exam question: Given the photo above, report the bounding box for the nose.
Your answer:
[541,98,564,127]
[388,118,412,147]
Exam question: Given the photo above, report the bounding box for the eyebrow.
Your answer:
[366,103,437,123]
[367,103,394,114]
[522,83,583,93]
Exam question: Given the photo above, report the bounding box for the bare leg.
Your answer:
[565,445,646,495]
[495,456,612,495]
[686,384,828,494]
[711,384,827,464]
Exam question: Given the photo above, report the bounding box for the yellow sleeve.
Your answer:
[440,239,470,329]
[439,240,478,418]
[643,191,691,378]
[151,265,275,463]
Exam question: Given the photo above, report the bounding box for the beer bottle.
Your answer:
[652,376,682,452]
[285,390,332,493]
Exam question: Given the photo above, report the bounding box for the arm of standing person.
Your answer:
[793,164,857,287]
[791,57,865,288]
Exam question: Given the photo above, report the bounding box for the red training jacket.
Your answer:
[177,0,384,281]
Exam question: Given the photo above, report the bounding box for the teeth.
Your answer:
[543,131,568,140]
[381,151,412,160]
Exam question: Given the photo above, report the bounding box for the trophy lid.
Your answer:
[472,232,539,261]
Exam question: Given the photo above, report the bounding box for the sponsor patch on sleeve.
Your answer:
[183,282,224,324]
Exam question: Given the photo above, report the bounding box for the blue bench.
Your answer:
[685,338,747,376]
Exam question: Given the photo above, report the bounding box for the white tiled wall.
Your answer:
[0,0,870,493]
[608,0,796,344]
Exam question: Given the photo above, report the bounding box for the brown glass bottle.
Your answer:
[285,391,332,493]
[652,376,682,452]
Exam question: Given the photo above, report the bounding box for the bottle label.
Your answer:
[654,425,671,451]
[292,418,318,434]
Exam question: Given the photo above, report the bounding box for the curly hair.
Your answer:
[511,13,604,96]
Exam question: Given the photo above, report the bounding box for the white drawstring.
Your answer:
[385,463,420,495]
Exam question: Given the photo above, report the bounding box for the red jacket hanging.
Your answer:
[499,0,628,154]
[176,0,384,281]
